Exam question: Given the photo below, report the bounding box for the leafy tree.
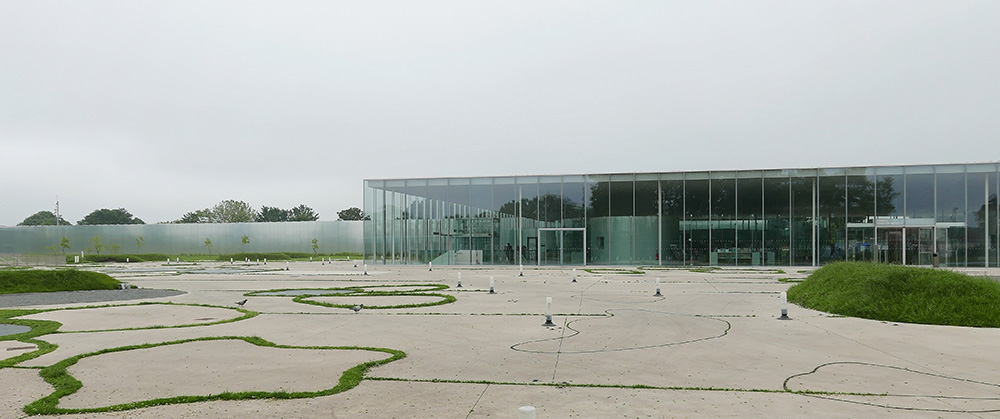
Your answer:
[257,206,289,222]
[337,207,368,221]
[213,200,258,223]
[176,209,214,223]
[289,204,320,221]
[60,237,70,254]
[110,244,121,255]
[241,234,250,252]
[204,237,213,255]
[89,236,105,254]
[46,245,58,255]
[136,236,145,251]
[18,211,73,226]
[78,208,144,225]
[311,238,319,256]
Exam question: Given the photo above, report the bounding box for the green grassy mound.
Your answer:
[0,269,121,294]
[787,262,1000,327]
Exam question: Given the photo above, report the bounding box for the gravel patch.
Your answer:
[0,289,186,309]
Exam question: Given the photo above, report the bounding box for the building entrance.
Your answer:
[876,227,934,265]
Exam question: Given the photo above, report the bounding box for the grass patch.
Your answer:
[0,269,120,294]
[787,262,1000,327]
[1,309,62,368]
[23,336,405,415]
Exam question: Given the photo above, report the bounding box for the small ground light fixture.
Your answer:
[489,276,496,294]
[543,297,555,327]
[519,264,524,277]
[429,261,432,271]
[572,268,577,283]
[654,278,662,297]
[363,263,368,275]
[779,291,791,320]
[457,272,462,288]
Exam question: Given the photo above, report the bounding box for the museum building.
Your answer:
[363,163,998,267]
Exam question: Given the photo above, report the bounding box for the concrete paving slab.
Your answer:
[16,304,244,332]
[59,339,386,410]
[4,263,1000,417]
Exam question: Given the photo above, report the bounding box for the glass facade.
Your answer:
[365,163,1000,267]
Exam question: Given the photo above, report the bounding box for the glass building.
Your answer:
[364,163,999,267]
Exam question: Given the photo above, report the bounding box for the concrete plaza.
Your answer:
[3,261,1000,418]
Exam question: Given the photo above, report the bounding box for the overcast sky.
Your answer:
[2,1,998,226]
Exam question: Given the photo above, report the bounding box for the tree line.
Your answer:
[16,200,367,226]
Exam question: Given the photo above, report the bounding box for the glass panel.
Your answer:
[905,173,935,221]
[562,176,586,228]
[762,175,789,265]
[685,177,710,265]
[736,175,763,265]
[968,171,989,266]
[634,180,658,264]
[790,176,814,266]
[609,175,634,264]
[660,176,685,265]
[846,171,876,224]
[817,175,846,264]
[711,175,736,265]
[587,175,610,264]
[517,178,538,264]
[538,177,562,226]
[876,169,903,218]
[936,172,966,223]
[494,179,517,264]
[470,180,495,264]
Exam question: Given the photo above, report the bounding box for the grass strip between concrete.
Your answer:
[23,336,406,415]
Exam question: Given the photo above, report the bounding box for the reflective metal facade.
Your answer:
[364,163,999,267]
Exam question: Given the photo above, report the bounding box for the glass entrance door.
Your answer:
[878,228,904,264]
[906,227,935,265]
[538,228,586,265]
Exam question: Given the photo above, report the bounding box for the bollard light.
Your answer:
[348,255,351,261]
[572,268,577,283]
[126,257,129,263]
[489,276,496,294]
[779,291,791,320]
[285,261,289,271]
[230,258,234,264]
[176,258,179,263]
[74,256,80,264]
[363,263,368,276]
[429,261,433,271]
[264,258,267,265]
[457,272,462,288]
[654,277,662,297]
[519,406,537,419]
[519,264,524,277]
[543,297,555,326]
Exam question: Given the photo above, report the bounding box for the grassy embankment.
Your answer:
[0,269,121,295]
[787,262,1000,327]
